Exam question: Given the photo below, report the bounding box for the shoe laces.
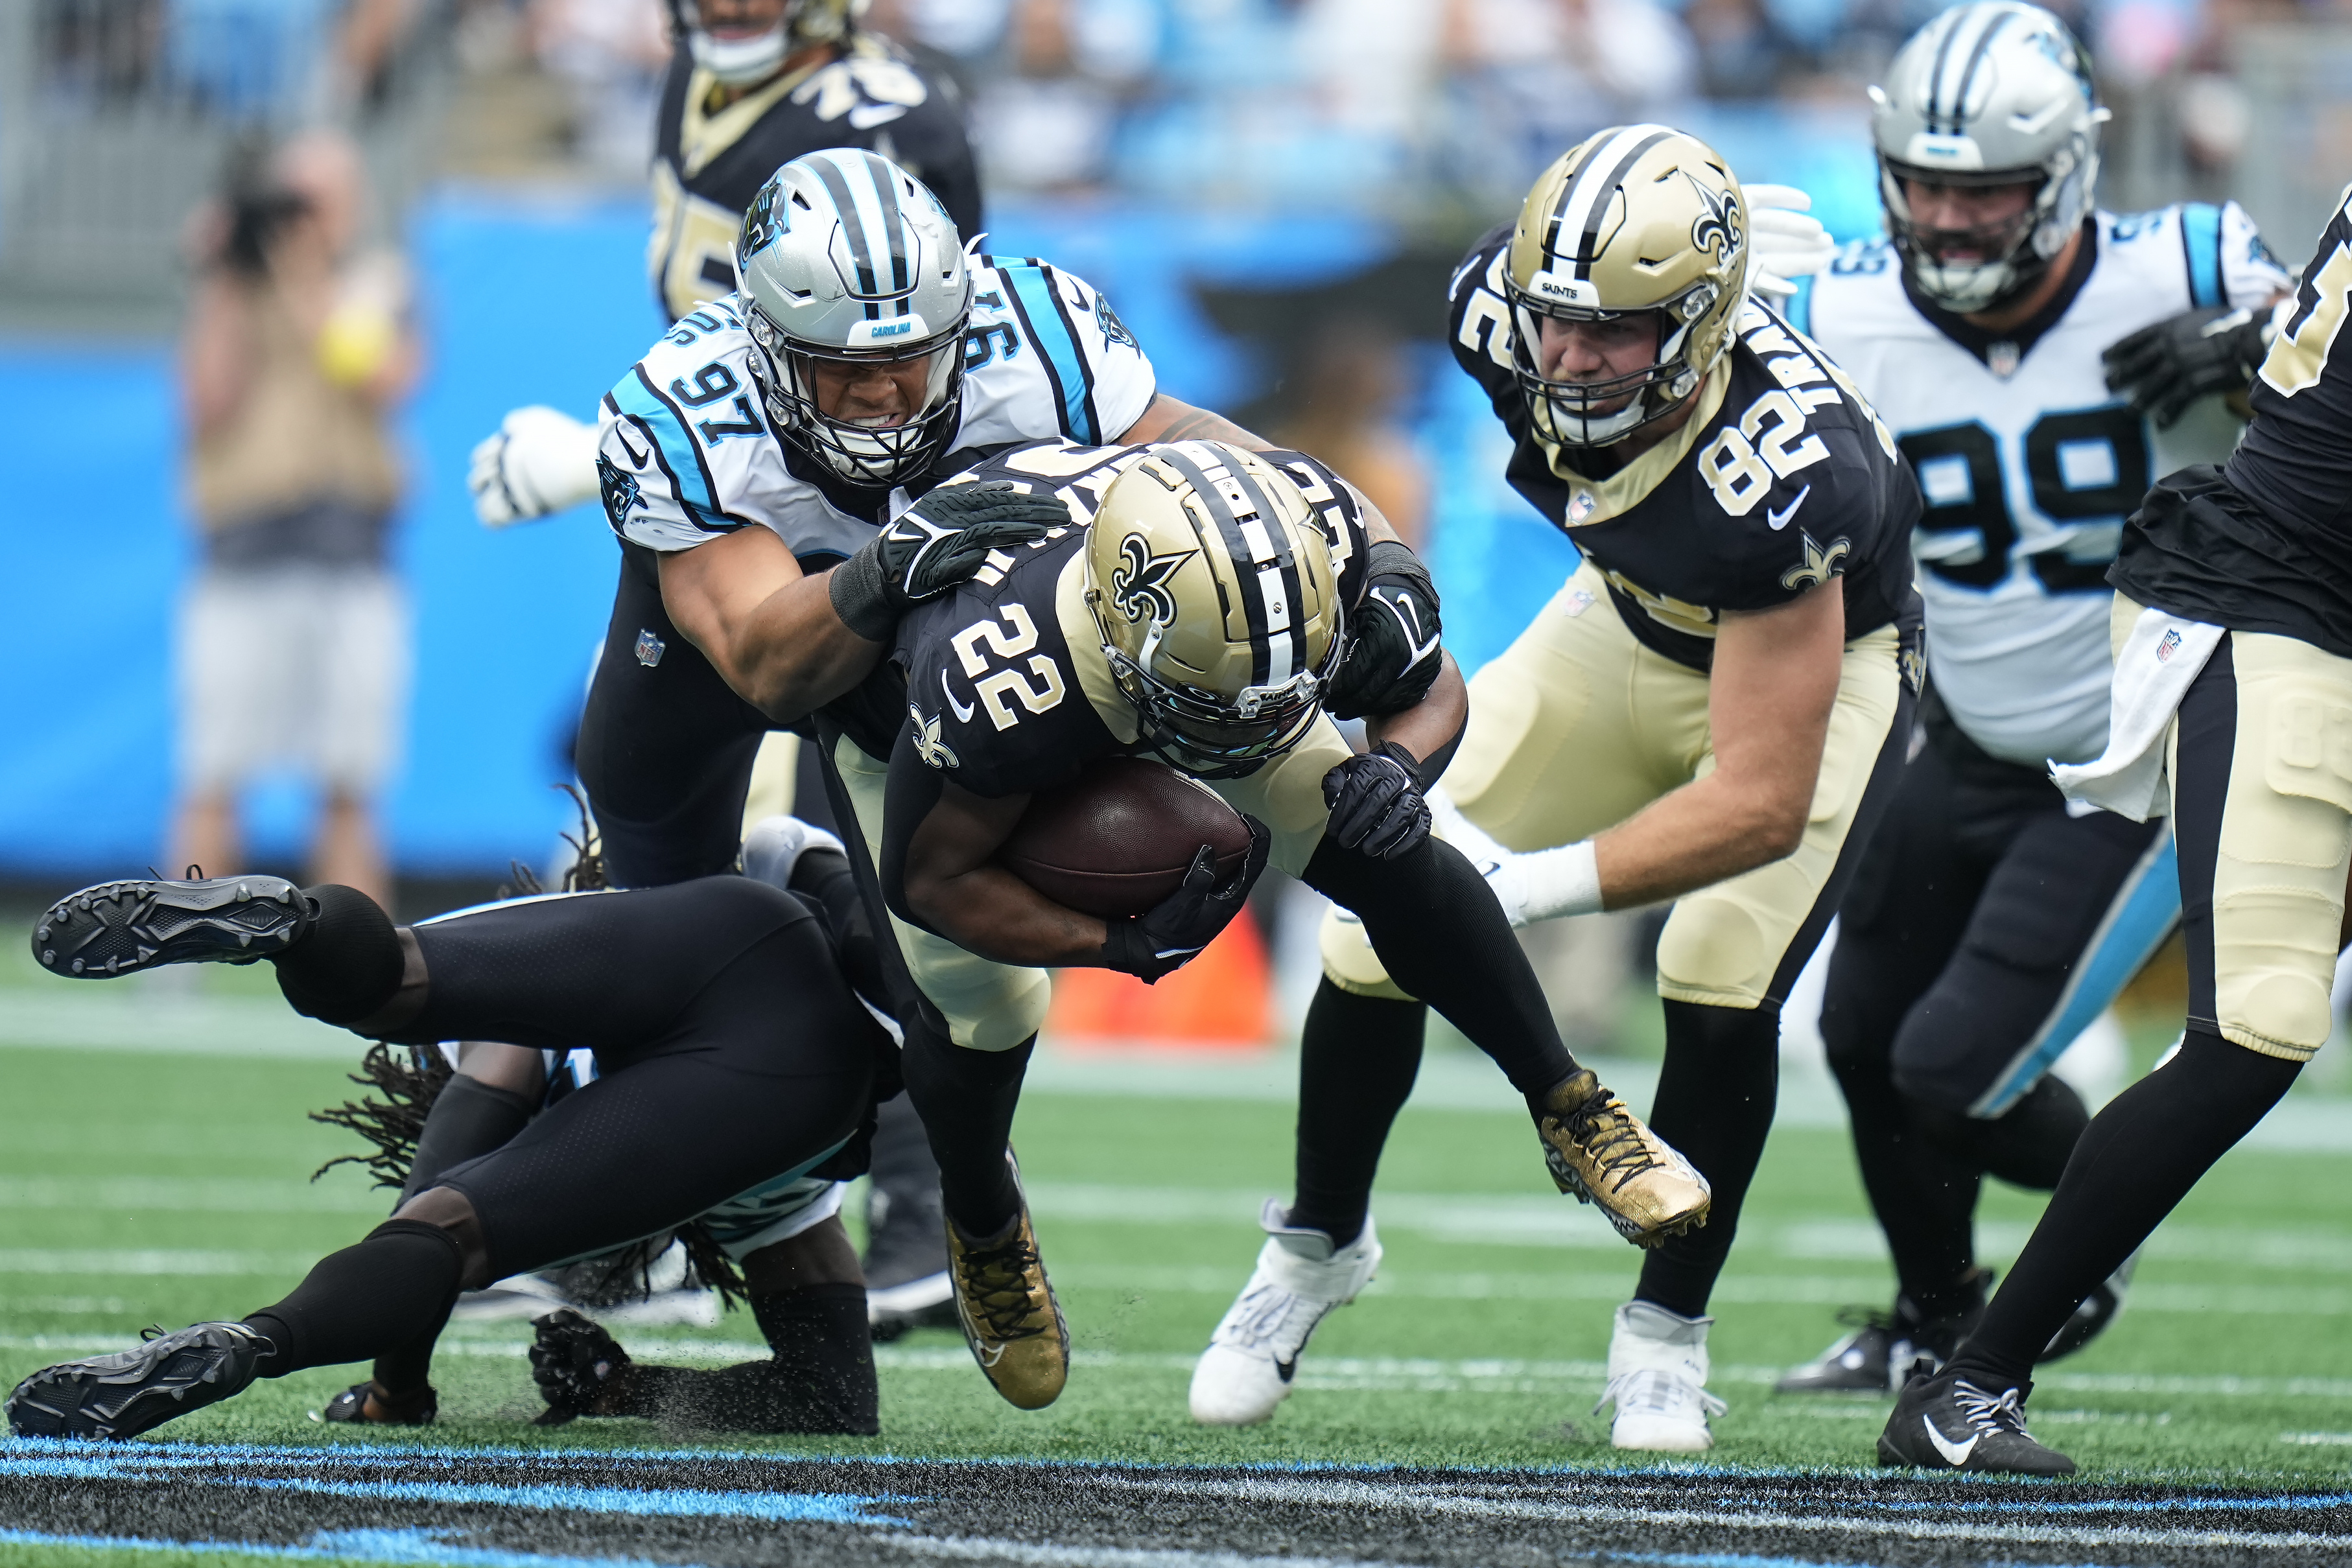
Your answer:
[1596,1367,1727,1421]
[1560,1091,1661,1182]
[1215,1282,1319,1358]
[955,1234,1050,1343]
[1951,1379,2030,1437]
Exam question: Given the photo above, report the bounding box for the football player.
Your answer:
[464,0,983,1331]
[469,0,980,522]
[587,148,1481,1407]
[840,436,1706,1412]
[1265,128,1923,1452]
[1777,1,2292,1398]
[1876,189,2352,1477]
[8,853,906,1442]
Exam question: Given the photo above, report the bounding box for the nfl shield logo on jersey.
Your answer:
[635,629,666,668]
[1987,341,2021,379]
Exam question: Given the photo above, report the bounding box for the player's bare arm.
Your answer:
[1594,579,1845,908]
[1363,652,1465,766]
[657,529,880,722]
[900,782,1111,966]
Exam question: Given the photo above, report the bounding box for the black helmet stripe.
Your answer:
[811,153,882,317]
[858,148,912,302]
[1157,445,1306,691]
[1925,10,1968,131]
[1948,6,2017,130]
[1546,126,1675,281]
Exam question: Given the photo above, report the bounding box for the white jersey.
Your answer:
[1805,204,2288,766]
[596,257,1157,561]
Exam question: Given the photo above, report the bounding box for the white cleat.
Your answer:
[1597,1300,1725,1453]
[1189,1201,1381,1427]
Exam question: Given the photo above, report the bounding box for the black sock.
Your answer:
[1947,1027,2299,1392]
[270,885,405,1026]
[1634,1000,1780,1318]
[1304,836,1579,1097]
[620,1285,878,1434]
[244,1219,464,1377]
[900,1026,1029,1237]
[1911,1073,2089,1191]
[1825,1014,1982,1307]
[401,1077,535,1204]
[1288,982,1425,1246]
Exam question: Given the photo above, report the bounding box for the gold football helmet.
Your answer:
[1507,126,1748,448]
[1085,441,1344,779]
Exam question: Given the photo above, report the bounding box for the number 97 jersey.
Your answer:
[1803,202,2290,768]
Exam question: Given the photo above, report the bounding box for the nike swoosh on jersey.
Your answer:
[1767,484,1812,532]
[1923,1416,1979,1467]
[941,668,976,725]
[615,427,650,467]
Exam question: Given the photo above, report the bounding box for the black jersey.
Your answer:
[649,32,980,323]
[2110,196,2352,656]
[838,440,1369,796]
[1450,225,1922,671]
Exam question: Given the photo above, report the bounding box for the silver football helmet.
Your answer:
[666,0,866,87]
[735,148,972,488]
[1871,1,2109,314]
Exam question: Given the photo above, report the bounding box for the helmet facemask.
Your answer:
[1881,159,2079,314]
[671,0,857,86]
[742,290,967,489]
[1506,288,1718,449]
[1105,635,1336,780]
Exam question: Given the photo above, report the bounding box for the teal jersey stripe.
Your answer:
[2182,203,2224,309]
[996,261,1098,444]
[611,365,730,530]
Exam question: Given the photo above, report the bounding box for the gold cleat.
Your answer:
[1535,1070,1711,1248]
[945,1189,1069,1410]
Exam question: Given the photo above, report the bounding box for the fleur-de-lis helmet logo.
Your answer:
[1686,171,1744,267]
[1110,533,1195,626]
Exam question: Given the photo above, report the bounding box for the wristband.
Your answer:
[1520,839,1605,922]
[828,543,896,642]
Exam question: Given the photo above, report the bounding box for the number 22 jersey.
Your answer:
[1804,204,2289,766]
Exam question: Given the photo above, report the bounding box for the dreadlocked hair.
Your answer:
[309,1043,454,1189]
[550,1227,750,1313]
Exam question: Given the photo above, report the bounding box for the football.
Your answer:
[998,756,1252,918]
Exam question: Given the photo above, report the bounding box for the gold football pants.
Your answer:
[2135,592,2352,1061]
[1322,561,1908,1010]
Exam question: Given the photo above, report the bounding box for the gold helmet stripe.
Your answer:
[1547,124,1677,282]
[1156,441,1307,689]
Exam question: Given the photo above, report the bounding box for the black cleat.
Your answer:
[6,1322,270,1440]
[1778,1276,1988,1394]
[320,1380,438,1426]
[1876,1367,2076,1476]
[32,876,311,979]
[2041,1252,2135,1363]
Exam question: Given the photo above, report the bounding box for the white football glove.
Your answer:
[468,405,602,528]
[1745,184,1839,305]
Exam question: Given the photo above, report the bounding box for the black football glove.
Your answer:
[2102,304,2271,428]
[1321,741,1431,860]
[528,1308,632,1425]
[1100,815,1271,983]
[830,482,1071,640]
[1324,540,1444,720]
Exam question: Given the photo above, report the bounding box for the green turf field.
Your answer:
[6,935,2352,1499]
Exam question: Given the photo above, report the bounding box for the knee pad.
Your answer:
[1315,904,1417,1002]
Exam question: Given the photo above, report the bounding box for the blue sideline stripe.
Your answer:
[234,1478,908,1523]
[1971,830,2180,1117]
[2183,202,2224,308]
[0,1527,687,1568]
[1000,263,1096,443]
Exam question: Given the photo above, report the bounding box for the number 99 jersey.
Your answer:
[1803,203,2290,767]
